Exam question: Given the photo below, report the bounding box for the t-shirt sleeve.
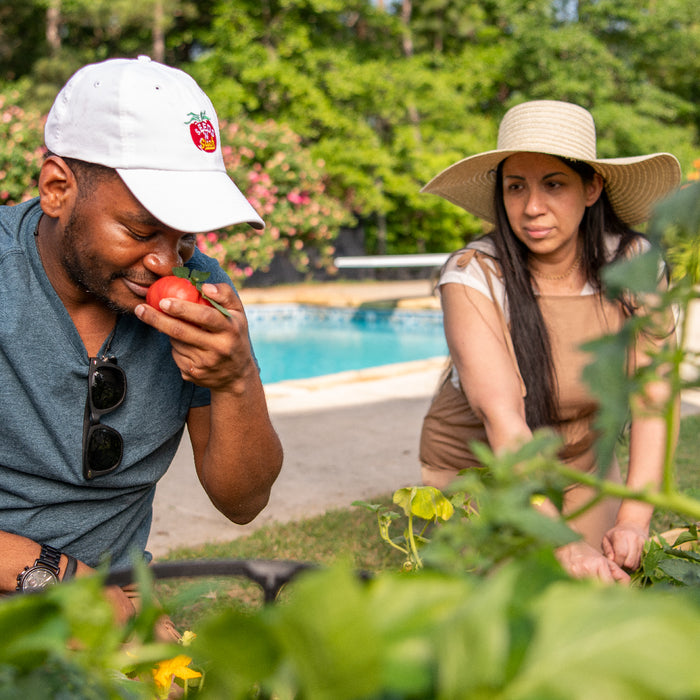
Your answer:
[437,248,507,319]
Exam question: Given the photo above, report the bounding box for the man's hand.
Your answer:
[135,282,255,391]
[602,522,647,572]
[104,584,138,625]
[556,540,630,584]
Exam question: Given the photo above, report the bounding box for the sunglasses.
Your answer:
[82,356,127,480]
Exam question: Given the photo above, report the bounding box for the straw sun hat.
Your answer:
[421,100,681,226]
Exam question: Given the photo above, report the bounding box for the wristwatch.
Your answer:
[16,544,62,592]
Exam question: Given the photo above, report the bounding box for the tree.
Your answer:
[1,0,698,260]
[0,0,46,82]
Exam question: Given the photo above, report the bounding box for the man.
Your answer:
[0,56,283,621]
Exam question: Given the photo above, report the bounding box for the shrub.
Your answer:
[0,97,352,285]
[195,119,353,285]
[0,90,45,205]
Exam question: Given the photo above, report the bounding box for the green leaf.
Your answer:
[510,584,700,699]
[658,558,700,586]
[273,567,384,700]
[602,248,663,298]
[392,486,455,522]
[648,181,700,247]
[189,269,212,285]
[351,500,383,513]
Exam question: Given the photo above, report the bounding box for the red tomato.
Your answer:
[146,276,212,311]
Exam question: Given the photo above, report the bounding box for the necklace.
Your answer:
[530,256,582,281]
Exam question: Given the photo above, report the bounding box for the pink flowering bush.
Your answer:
[0,91,45,205]
[197,119,353,285]
[1,94,350,285]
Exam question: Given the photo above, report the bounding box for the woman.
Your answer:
[419,100,681,582]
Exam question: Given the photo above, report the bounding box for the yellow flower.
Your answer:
[180,630,197,647]
[152,654,202,695]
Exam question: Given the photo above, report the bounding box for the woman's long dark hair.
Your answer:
[489,157,642,429]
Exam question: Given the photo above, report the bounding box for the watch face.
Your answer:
[22,566,58,591]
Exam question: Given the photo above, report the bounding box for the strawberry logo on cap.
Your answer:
[185,111,217,153]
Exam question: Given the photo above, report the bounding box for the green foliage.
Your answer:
[633,524,700,587]
[188,558,700,699]
[2,0,700,259]
[0,573,175,699]
[423,431,582,577]
[354,486,455,571]
[171,266,231,316]
[657,179,700,283]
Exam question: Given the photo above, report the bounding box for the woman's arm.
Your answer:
[442,281,629,582]
[441,282,531,453]
[602,381,679,570]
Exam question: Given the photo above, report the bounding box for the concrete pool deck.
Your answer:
[148,279,444,557]
[148,280,700,558]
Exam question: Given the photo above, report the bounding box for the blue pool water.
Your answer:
[246,304,448,384]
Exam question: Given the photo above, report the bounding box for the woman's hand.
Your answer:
[602,522,647,572]
[556,540,630,584]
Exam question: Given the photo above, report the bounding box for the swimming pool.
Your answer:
[246,304,448,384]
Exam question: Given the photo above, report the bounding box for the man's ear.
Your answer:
[38,156,78,218]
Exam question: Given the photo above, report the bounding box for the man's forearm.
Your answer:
[189,381,283,524]
[0,531,77,592]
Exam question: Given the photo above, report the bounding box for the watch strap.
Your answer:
[37,544,62,577]
[62,554,78,582]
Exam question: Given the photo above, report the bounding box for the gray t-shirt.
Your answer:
[0,199,237,569]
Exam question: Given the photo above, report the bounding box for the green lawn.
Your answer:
[156,414,700,631]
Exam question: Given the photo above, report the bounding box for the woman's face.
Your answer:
[501,152,603,260]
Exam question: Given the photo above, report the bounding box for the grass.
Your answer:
[156,495,405,630]
[155,414,700,631]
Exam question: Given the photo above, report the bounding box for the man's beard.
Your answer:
[60,207,130,315]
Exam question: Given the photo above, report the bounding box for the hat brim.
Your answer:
[118,168,265,233]
[421,149,681,227]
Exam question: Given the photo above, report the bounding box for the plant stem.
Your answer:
[378,512,409,556]
[406,512,423,569]
[554,463,700,522]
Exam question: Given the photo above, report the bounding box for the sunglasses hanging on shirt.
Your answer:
[82,351,127,481]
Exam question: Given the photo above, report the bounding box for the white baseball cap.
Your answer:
[45,56,264,233]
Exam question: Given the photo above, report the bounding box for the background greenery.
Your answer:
[1,0,699,282]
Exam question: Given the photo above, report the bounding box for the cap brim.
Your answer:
[117,168,265,233]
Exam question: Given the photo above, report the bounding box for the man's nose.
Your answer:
[142,246,183,277]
